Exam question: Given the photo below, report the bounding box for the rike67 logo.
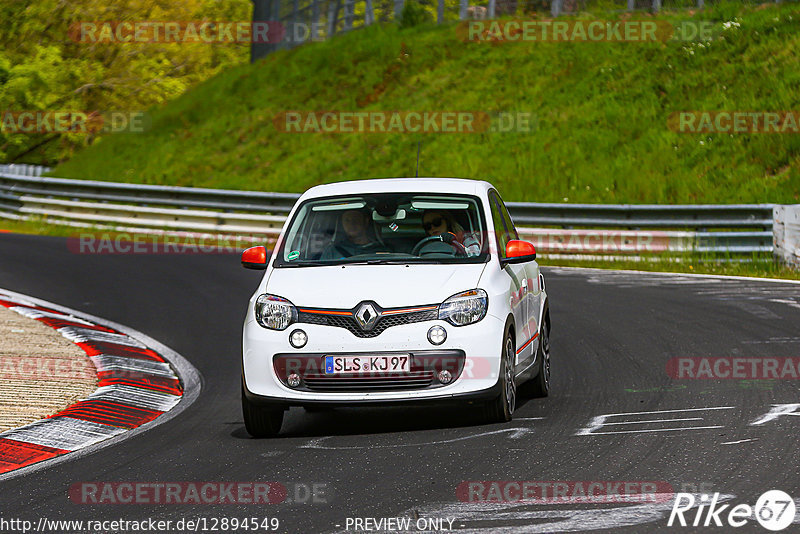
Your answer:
[668,490,796,531]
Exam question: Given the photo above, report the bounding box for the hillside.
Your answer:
[52,2,800,204]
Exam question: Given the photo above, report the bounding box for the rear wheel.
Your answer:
[483,327,516,423]
[242,387,284,438]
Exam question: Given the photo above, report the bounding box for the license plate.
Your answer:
[324,355,410,375]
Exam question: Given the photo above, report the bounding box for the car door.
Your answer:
[498,195,542,360]
[489,190,533,371]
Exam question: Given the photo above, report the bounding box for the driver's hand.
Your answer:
[441,232,457,243]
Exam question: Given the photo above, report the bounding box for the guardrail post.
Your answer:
[395,0,405,21]
[459,0,468,20]
[343,0,354,31]
[365,0,375,25]
[627,0,634,10]
[251,0,274,62]
[651,0,660,12]
[774,205,800,268]
[488,0,496,18]
[551,0,562,17]
[289,0,300,46]
[697,0,704,7]
[437,0,444,23]
[327,0,340,36]
[311,0,320,38]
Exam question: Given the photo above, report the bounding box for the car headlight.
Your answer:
[255,294,297,330]
[438,289,488,326]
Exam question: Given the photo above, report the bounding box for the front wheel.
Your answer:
[242,387,284,438]
[483,327,516,423]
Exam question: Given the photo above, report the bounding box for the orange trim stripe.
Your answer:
[515,332,539,354]
[382,305,438,315]
[297,308,352,316]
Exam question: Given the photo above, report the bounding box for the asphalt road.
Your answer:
[1,232,799,533]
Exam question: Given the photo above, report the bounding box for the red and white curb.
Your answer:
[0,288,200,479]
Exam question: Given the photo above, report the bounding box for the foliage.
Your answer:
[0,0,251,164]
[48,1,800,204]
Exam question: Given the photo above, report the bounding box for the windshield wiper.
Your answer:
[278,260,333,267]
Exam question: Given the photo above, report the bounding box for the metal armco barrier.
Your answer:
[0,167,790,262]
[774,205,800,267]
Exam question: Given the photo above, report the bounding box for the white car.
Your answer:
[240,178,550,437]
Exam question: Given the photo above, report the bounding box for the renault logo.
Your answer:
[354,302,380,331]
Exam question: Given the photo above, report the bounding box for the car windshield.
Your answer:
[274,192,489,266]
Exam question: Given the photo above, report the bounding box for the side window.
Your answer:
[489,190,514,259]
[497,196,519,241]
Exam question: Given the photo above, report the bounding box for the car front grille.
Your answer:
[297,305,438,338]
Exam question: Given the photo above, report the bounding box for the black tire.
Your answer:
[242,388,284,438]
[483,326,516,423]
[524,317,550,398]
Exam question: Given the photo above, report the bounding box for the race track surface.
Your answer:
[1,232,798,533]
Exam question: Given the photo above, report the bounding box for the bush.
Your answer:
[399,0,433,28]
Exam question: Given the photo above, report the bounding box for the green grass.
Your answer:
[48,1,800,204]
[0,217,81,237]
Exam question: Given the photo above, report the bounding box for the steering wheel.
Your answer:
[411,233,467,256]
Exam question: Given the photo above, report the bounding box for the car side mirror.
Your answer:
[502,240,536,266]
[241,246,268,269]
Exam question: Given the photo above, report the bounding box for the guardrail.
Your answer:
[0,164,50,177]
[0,168,791,261]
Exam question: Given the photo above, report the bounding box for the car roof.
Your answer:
[298,178,495,200]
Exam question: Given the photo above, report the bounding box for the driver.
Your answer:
[421,210,481,256]
[320,209,387,260]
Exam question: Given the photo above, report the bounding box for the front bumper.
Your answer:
[242,314,505,403]
[242,377,502,409]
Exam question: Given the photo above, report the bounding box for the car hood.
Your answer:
[265,263,488,309]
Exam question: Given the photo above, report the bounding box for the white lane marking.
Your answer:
[86,385,181,412]
[89,355,177,378]
[0,417,126,450]
[750,403,800,426]
[576,407,735,436]
[720,438,757,445]
[742,337,800,344]
[769,298,800,310]
[58,326,147,348]
[302,427,536,450]
[10,306,95,326]
[547,265,800,286]
[590,407,735,418]
[586,426,724,436]
[327,494,737,533]
[600,418,703,426]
